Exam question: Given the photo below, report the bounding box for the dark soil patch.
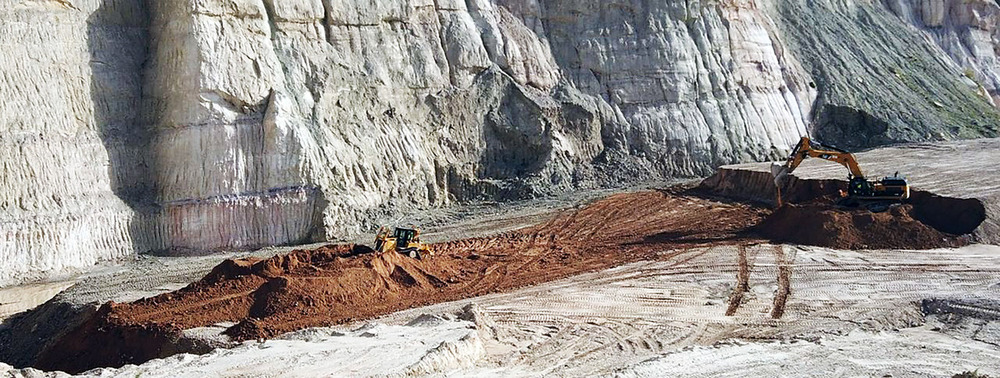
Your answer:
[756,203,966,250]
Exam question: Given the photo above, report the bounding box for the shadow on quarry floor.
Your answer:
[633,230,749,247]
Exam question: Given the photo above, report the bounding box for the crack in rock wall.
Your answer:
[1,0,998,286]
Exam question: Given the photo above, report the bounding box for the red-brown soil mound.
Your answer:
[33,189,970,373]
[36,191,767,373]
[756,203,965,250]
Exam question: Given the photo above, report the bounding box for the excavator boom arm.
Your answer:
[783,137,865,178]
[773,137,908,209]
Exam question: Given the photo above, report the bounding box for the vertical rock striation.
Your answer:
[143,1,316,253]
[0,0,150,285]
[0,0,998,285]
[535,0,816,177]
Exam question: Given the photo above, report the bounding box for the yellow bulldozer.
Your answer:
[373,227,433,259]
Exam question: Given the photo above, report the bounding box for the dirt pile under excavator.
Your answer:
[756,202,964,250]
[29,188,973,373]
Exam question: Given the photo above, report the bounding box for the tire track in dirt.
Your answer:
[726,245,752,316]
[771,245,793,319]
[123,290,258,322]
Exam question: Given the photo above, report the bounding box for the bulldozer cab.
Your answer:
[393,228,418,246]
[373,226,431,259]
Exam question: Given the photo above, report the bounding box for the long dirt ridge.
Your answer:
[32,188,972,373]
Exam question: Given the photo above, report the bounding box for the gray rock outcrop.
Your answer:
[0,0,997,286]
[774,0,1000,149]
[887,0,1000,104]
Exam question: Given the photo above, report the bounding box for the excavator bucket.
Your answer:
[771,162,790,207]
[771,163,789,187]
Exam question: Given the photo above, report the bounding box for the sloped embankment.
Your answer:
[757,204,965,250]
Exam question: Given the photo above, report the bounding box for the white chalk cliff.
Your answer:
[1,0,998,286]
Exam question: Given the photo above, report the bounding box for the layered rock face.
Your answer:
[140,0,817,250]
[0,0,997,285]
[772,0,1000,149]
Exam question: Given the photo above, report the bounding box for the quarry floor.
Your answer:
[10,243,999,377]
[2,140,1000,377]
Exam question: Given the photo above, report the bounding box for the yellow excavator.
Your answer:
[772,137,909,211]
[373,227,433,259]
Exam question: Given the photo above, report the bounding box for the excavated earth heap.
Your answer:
[756,202,964,250]
[30,189,970,373]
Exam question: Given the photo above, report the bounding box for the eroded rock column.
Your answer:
[145,0,316,253]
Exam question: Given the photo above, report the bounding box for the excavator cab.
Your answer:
[847,173,909,199]
[847,175,874,197]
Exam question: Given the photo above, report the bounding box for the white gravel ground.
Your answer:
[3,243,998,377]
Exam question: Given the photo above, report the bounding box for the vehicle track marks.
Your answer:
[771,245,793,319]
[726,245,751,316]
